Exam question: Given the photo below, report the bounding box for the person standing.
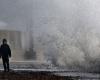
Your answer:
[0,39,11,72]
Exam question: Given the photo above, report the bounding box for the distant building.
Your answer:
[0,30,35,61]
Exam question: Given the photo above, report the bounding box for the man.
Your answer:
[0,39,11,72]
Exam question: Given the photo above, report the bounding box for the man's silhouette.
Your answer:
[0,39,11,72]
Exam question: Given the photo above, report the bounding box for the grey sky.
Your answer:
[0,0,33,31]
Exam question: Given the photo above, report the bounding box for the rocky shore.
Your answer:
[0,71,73,80]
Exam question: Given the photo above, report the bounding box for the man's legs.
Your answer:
[2,57,9,72]
[2,58,7,72]
[6,58,9,71]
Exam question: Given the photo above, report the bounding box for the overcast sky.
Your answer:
[0,0,33,31]
[0,0,100,32]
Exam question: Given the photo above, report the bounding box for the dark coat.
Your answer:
[0,44,11,58]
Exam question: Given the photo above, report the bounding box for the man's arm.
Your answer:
[0,46,1,58]
[8,45,11,57]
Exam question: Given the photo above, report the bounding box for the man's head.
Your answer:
[2,39,7,44]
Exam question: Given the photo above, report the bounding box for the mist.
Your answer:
[33,0,100,70]
[0,0,100,71]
